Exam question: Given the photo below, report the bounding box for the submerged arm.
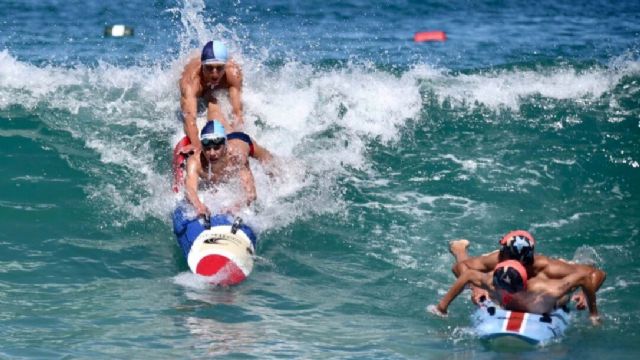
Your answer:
[222,156,256,216]
[554,267,605,325]
[583,268,606,324]
[239,160,256,206]
[545,259,606,313]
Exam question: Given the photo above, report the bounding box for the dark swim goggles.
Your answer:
[202,138,226,149]
[203,64,225,73]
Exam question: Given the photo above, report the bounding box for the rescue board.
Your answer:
[472,298,570,346]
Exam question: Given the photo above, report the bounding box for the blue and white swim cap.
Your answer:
[201,40,228,65]
[200,120,226,143]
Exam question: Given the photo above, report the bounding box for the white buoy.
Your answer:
[104,25,134,37]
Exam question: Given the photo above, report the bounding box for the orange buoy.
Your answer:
[414,31,447,42]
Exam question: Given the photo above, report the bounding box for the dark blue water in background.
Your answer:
[1,0,639,358]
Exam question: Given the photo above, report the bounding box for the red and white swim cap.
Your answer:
[493,260,528,293]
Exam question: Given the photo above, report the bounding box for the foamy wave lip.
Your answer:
[244,61,423,146]
[422,57,640,110]
[0,49,186,224]
[0,50,83,109]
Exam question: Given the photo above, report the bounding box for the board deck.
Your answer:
[472,298,571,345]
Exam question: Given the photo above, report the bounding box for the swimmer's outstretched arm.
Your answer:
[180,84,201,150]
[184,156,209,217]
[449,241,499,304]
[429,270,490,317]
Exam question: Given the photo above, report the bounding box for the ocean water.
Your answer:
[1,0,639,358]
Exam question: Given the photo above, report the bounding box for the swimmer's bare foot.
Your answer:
[449,239,470,262]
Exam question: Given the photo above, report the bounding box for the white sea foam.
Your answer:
[571,245,602,266]
[173,271,218,290]
[438,154,495,172]
[531,212,591,230]
[11,175,70,183]
[0,200,57,211]
[414,56,640,111]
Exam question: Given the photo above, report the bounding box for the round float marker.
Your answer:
[414,31,446,42]
[104,25,134,37]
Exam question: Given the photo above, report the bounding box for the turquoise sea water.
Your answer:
[1,0,639,358]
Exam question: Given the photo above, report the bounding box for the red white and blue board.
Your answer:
[472,298,571,346]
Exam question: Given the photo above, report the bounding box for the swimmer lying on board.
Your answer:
[448,231,605,311]
[176,40,275,170]
[180,40,243,151]
[184,120,272,217]
[429,259,605,325]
